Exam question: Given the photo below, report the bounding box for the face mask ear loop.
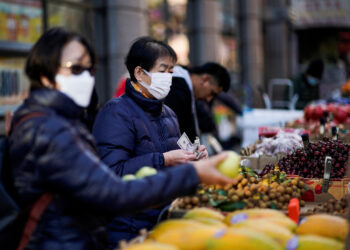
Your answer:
[142,69,151,77]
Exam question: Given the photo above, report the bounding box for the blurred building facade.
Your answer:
[1,0,350,120]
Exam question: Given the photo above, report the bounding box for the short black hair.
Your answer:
[306,58,324,79]
[190,62,231,92]
[125,37,177,82]
[25,27,96,90]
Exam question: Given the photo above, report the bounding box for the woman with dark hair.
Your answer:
[7,28,232,249]
[92,37,208,246]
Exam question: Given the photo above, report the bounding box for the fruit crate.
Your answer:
[167,199,329,223]
[167,199,230,219]
[300,177,350,202]
[241,154,286,172]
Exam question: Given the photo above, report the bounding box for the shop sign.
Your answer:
[0,0,42,44]
[290,0,350,28]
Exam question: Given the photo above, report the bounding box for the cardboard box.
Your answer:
[300,177,350,202]
[242,154,285,172]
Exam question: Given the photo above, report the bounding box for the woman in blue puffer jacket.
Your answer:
[92,37,209,247]
[7,28,233,250]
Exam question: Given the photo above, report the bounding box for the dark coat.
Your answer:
[9,88,199,250]
[92,80,182,244]
[165,77,198,141]
[293,73,320,109]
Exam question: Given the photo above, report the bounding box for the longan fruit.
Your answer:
[241,178,248,186]
[201,195,209,202]
[244,190,252,197]
[269,192,276,199]
[184,196,191,204]
[185,204,192,209]
[277,186,285,193]
[262,195,269,202]
[284,194,291,201]
[247,202,254,208]
[228,189,235,196]
[237,190,244,198]
[260,202,267,209]
[231,195,239,202]
[191,196,200,205]
[217,195,225,201]
[236,174,244,182]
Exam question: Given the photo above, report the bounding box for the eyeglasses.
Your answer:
[61,61,95,75]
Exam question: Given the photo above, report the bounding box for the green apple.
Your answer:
[135,166,158,178]
[217,151,240,178]
[122,174,136,181]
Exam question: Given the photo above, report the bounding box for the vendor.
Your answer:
[92,37,208,247]
[293,58,324,109]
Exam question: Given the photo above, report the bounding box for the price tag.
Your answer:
[322,156,332,193]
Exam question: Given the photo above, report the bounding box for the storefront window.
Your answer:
[148,0,189,65]
[0,57,29,106]
[0,0,42,44]
[47,1,94,42]
[220,0,238,73]
[0,1,41,108]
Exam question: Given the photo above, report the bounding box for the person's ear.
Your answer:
[40,76,55,89]
[134,66,144,82]
[201,74,211,85]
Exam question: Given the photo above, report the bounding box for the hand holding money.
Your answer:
[196,145,208,160]
[163,149,196,166]
[177,133,207,160]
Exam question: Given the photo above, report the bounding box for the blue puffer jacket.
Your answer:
[92,80,182,244]
[8,88,199,250]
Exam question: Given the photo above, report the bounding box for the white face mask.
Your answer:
[139,69,172,100]
[55,71,95,108]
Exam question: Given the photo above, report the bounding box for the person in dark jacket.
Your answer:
[292,58,324,109]
[92,37,209,247]
[164,63,231,141]
[7,28,233,250]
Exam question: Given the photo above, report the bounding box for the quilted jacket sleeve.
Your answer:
[27,116,199,215]
[92,100,164,176]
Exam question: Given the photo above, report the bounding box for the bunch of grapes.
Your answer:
[261,138,350,178]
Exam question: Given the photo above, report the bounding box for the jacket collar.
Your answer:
[125,79,163,116]
[25,88,84,119]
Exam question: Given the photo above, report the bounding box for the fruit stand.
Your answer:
[118,103,349,250]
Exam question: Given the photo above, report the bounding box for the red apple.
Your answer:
[334,106,347,123]
[343,105,350,117]
[304,105,314,120]
[344,117,350,125]
[313,105,325,120]
[326,103,338,114]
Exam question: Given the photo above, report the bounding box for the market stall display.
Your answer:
[306,197,348,215]
[241,130,303,157]
[122,100,350,250]
[173,167,306,212]
[287,103,350,141]
[261,138,350,178]
[120,208,347,250]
